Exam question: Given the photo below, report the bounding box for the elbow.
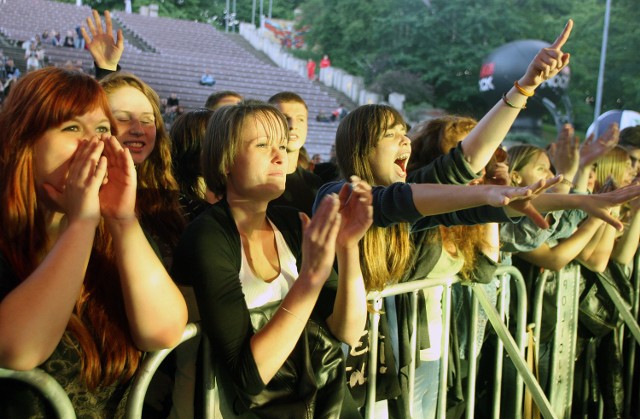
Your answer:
[0,347,48,372]
[133,320,188,352]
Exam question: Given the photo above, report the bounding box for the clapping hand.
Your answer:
[579,123,619,168]
[336,176,373,248]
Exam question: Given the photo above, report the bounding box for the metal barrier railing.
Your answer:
[125,322,201,418]
[0,366,76,419]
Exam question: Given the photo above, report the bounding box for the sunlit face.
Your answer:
[108,86,156,164]
[368,121,411,186]
[226,114,288,202]
[587,166,597,192]
[33,107,111,207]
[273,101,308,152]
[513,152,554,187]
[628,148,640,176]
[620,156,635,187]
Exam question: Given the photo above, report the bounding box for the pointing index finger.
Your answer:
[550,19,573,50]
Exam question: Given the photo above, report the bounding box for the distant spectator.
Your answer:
[26,54,40,72]
[330,103,348,122]
[52,31,63,47]
[199,69,216,86]
[3,59,20,95]
[311,153,323,165]
[306,58,316,81]
[204,90,242,110]
[75,26,85,50]
[316,111,331,122]
[167,92,180,107]
[41,30,50,43]
[320,54,331,69]
[63,30,75,48]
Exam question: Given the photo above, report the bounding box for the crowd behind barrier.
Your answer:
[3,259,639,418]
[2,3,640,419]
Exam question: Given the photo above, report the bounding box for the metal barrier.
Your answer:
[125,322,201,418]
[0,366,76,418]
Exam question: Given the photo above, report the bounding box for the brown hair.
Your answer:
[0,67,140,388]
[407,115,477,173]
[335,104,412,291]
[506,144,546,186]
[407,115,489,280]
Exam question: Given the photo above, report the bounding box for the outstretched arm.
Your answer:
[460,20,573,172]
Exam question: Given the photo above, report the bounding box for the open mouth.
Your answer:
[123,141,145,151]
[394,153,410,173]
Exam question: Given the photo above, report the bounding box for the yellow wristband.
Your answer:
[514,81,535,97]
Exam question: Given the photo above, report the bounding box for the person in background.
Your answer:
[204,90,243,110]
[306,58,316,80]
[199,69,216,86]
[268,91,325,216]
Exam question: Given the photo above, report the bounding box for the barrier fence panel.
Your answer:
[0,367,76,419]
[547,264,581,418]
[364,277,459,419]
[125,322,201,419]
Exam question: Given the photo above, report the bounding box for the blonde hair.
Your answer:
[594,146,631,189]
[507,144,546,186]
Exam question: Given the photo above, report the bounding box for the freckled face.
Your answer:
[226,114,289,202]
[368,122,411,186]
[108,86,156,164]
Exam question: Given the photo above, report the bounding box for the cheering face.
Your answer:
[274,101,308,153]
[513,152,554,187]
[108,86,157,165]
[226,114,289,201]
[368,121,411,186]
[33,107,111,206]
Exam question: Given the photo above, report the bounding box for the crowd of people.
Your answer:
[2,11,640,419]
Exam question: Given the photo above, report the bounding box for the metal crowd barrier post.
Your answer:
[465,288,480,419]
[472,266,558,419]
[597,273,640,345]
[465,266,528,419]
[364,277,459,419]
[125,322,201,419]
[0,367,76,418]
[623,250,640,419]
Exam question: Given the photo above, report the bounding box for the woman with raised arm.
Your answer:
[171,100,372,417]
[0,68,187,417]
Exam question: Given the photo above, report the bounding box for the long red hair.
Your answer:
[0,67,141,388]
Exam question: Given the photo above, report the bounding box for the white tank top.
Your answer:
[239,219,299,309]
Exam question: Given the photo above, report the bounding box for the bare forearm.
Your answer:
[612,211,640,265]
[461,87,527,172]
[326,246,367,347]
[108,218,187,351]
[250,276,323,384]
[0,221,96,370]
[578,224,615,272]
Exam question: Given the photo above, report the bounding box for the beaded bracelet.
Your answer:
[502,93,527,110]
[514,80,535,97]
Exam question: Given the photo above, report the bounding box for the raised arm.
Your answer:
[460,20,573,172]
[547,124,580,193]
[326,178,372,346]
[0,139,105,370]
[100,135,187,351]
[573,124,619,192]
[82,10,124,71]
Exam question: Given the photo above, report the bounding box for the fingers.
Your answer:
[521,204,550,229]
[550,19,573,50]
[104,10,113,35]
[598,211,624,231]
[116,28,124,49]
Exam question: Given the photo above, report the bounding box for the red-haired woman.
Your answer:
[0,67,187,417]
